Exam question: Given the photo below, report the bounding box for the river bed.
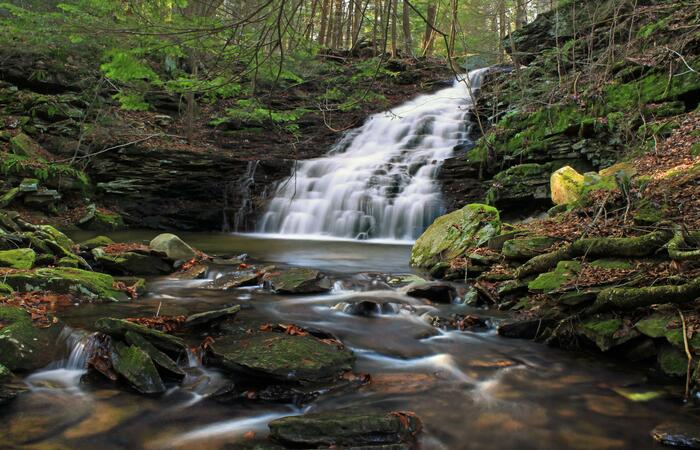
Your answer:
[2,232,697,449]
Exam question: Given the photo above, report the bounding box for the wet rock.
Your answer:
[0,385,19,406]
[95,317,185,353]
[124,331,185,379]
[386,274,427,287]
[498,318,556,340]
[652,422,700,448]
[79,235,114,250]
[0,305,64,371]
[9,133,43,157]
[485,163,552,210]
[0,248,36,269]
[264,268,331,294]
[149,233,196,261]
[410,203,501,268]
[78,204,125,231]
[208,333,354,383]
[657,345,687,377]
[502,236,558,260]
[405,282,456,303]
[577,317,639,352]
[171,263,208,280]
[0,187,19,208]
[3,267,126,301]
[111,341,166,394]
[91,247,172,275]
[332,300,402,316]
[268,411,422,447]
[425,313,489,332]
[208,271,260,289]
[185,305,241,328]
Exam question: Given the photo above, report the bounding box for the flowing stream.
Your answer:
[3,231,698,449]
[259,70,487,240]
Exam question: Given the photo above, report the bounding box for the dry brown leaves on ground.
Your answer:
[103,243,152,254]
[125,315,185,332]
[0,291,75,327]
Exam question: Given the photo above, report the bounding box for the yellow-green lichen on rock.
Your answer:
[550,166,585,205]
[2,267,126,302]
[410,203,501,269]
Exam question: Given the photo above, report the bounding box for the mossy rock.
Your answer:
[657,345,687,377]
[95,317,185,353]
[91,247,172,276]
[184,305,241,328]
[124,331,184,379]
[486,163,551,207]
[9,133,43,158]
[410,203,501,268]
[209,333,354,383]
[550,166,585,205]
[78,205,125,231]
[268,411,422,447]
[265,268,331,294]
[528,260,581,292]
[502,236,557,260]
[149,233,196,261]
[3,267,126,302]
[0,305,64,371]
[0,188,20,208]
[578,317,638,352]
[57,256,81,268]
[0,248,36,269]
[111,341,166,394]
[79,235,114,250]
[0,362,11,381]
[635,313,700,351]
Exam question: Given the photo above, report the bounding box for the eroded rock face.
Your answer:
[208,333,354,383]
[652,422,700,448]
[268,411,423,447]
[91,247,172,276]
[405,282,456,304]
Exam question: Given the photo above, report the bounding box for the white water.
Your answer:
[25,328,96,390]
[259,69,488,240]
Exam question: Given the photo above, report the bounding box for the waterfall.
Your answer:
[25,328,97,390]
[259,68,488,241]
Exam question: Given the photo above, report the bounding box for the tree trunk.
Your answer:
[402,0,412,56]
[345,0,354,46]
[422,3,436,55]
[333,0,343,48]
[498,0,506,63]
[325,0,335,47]
[448,0,458,59]
[318,0,330,45]
[390,0,398,56]
[516,0,527,29]
[306,0,320,40]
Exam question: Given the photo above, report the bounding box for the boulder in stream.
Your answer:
[111,341,166,394]
[0,248,36,269]
[208,332,354,383]
[264,268,331,294]
[149,233,196,262]
[0,305,64,371]
[95,317,185,353]
[91,246,172,275]
[268,411,423,447]
[652,422,700,448]
[184,305,241,328]
[405,282,456,303]
[3,267,127,302]
[124,331,185,378]
[207,271,260,289]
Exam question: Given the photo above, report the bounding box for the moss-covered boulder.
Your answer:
[577,317,638,352]
[78,204,125,231]
[0,282,13,295]
[124,331,184,379]
[0,305,64,371]
[91,247,172,276]
[264,268,331,294]
[410,203,501,269]
[3,268,126,302]
[657,345,687,377]
[0,187,19,208]
[0,248,36,269]
[486,163,552,208]
[149,233,196,261]
[95,317,185,353]
[79,235,114,250]
[9,133,43,157]
[502,236,558,260]
[550,166,585,205]
[208,333,354,382]
[111,341,166,394]
[268,411,422,447]
[528,260,582,292]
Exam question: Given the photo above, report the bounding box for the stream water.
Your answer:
[4,231,699,449]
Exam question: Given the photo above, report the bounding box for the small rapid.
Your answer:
[259,69,488,240]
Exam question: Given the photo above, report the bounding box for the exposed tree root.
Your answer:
[588,278,700,313]
[668,230,700,262]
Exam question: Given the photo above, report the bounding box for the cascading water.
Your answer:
[25,328,97,390]
[259,68,488,240]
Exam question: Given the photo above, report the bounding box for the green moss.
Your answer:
[528,260,582,292]
[0,305,63,371]
[111,341,165,394]
[606,68,700,110]
[691,143,700,157]
[590,259,634,269]
[0,248,36,269]
[0,283,13,295]
[3,267,125,301]
[502,236,557,260]
[9,133,42,157]
[411,203,501,268]
[79,235,115,249]
[657,345,687,377]
[0,187,19,208]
